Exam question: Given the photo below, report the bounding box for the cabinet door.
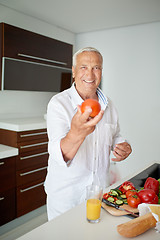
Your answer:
[3,23,72,68]
[0,23,3,89]
[0,156,16,192]
[0,188,16,226]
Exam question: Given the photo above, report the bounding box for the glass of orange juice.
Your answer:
[86,185,103,223]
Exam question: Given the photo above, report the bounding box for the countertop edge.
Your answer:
[0,144,19,159]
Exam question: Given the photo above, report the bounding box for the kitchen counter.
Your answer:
[16,161,160,240]
[0,144,18,159]
[0,116,46,131]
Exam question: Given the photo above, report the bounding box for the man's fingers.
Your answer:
[80,107,93,122]
[85,110,104,126]
[111,151,125,162]
[115,143,132,154]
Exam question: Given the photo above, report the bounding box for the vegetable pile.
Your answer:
[103,177,160,208]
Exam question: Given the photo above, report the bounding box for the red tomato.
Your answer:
[138,189,159,204]
[80,99,101,117]
[126,189,138,199]
[127,195,141,208]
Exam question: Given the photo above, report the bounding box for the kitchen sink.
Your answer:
[128,163,160,190]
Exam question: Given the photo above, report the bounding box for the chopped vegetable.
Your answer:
[109,189,119,197]
[107,197,115,203]
[115,200,124,205]
[144,177,159,195]
[119,181,136,193]
[114,189,123,195]
[120,194,127,199]
[103,189,127,205]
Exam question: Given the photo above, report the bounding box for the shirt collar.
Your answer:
[96,87,108,110]
[69,83,108,111]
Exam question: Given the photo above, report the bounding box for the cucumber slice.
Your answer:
[107,197,115,203]
[115,200,124,205]
[109,189,118,196]
[114,189,122,195]
[123,199,128,204]
[120,194,127,199]
[117,196,124,200]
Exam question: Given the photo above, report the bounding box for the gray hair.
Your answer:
[72,47,103,67]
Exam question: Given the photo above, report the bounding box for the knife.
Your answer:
[102,198,139,218]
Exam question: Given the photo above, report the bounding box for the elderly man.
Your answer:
[44,47,132,221]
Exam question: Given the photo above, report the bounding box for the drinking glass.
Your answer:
[86,185,103,223]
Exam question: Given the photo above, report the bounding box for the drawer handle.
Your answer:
[20,182,44,193]
[20,166,47,176]
[20,142,48,149]
[0,197,4,201]
[18,53,67,66]
[20,132,47,138]
[0,162,4,165]
[20,152,48,160]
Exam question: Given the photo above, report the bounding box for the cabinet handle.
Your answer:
[20,166,47,176]
[20,142,48,149]
[0,162,4,165]
[0,197,4,201]
[18,53,67,66]
[20,182,44,193]
[20,152,48,160]
[20,132,47,138]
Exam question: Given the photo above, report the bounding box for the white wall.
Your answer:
[75,22,160,178]
[0,5,75,119]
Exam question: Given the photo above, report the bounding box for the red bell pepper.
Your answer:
[119,181,136,193]
[138,189,159,204]
[144,177,159,195]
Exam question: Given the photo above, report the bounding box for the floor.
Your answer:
[0,206,48,240]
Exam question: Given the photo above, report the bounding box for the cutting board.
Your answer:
[101,202,139,216]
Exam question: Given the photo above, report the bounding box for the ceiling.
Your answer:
[0,0,160,33]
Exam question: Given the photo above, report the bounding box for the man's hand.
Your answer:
[60,105,104,162]
[111,142,132,162]
[70,105,104,140]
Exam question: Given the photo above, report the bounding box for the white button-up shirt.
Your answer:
[44,84,124,219]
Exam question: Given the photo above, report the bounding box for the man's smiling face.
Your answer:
[72,51,102,100]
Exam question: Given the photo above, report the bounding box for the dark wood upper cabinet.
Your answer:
[2,23,72,67]
[0,23,73,92]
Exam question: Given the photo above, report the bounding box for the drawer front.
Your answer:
[17,181,46,217]
[0,129,48,148]
[0,156,16,192]
[18,139,48,154]
[16,165,47,187]
[17,151,48,170]
[17,129,48,143]
[0,188,16,226]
